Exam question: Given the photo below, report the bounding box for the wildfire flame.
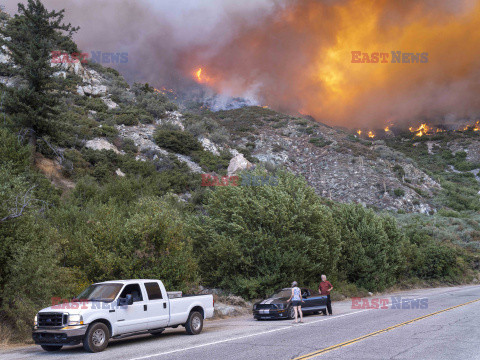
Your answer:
[357,130,362,136]
[180,1,480,127]
[194,67,214,85]
[368,131,375,138]
[409,123,431,137]
[384,126,390,132]
[195,68,203,82]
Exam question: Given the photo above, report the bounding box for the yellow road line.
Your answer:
[293,297,480,360]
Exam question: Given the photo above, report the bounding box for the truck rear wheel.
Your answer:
[41,345,62,351]
[185,311,203,335]
[83,322,110,353]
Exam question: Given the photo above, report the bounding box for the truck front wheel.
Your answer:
[185,311,203,335]
[83,322,110,353]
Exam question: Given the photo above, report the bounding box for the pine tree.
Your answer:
[0,0,78,149]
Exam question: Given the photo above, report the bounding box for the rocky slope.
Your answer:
[2,39,479,214]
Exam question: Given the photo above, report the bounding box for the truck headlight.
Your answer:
[67,314,83,325]
[34,314,38,326]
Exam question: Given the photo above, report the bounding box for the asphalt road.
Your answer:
[1,285,480,360]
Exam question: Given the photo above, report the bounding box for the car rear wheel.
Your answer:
[41,345,62,351]
[83,322,110,353]
[185,311,203,335]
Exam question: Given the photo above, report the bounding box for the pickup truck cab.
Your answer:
[32,279,214,353]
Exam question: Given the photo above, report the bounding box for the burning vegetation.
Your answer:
[183,0,480,128]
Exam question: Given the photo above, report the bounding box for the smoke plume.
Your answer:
[4,0,480,127]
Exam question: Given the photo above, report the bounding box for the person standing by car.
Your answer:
[319,275,333,315]
[288,281,304,323]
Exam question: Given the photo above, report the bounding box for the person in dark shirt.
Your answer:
[319,274,333,315]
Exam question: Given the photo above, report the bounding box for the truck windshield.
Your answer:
[76,283,123,302]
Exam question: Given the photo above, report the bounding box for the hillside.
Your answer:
[0,3,479,342]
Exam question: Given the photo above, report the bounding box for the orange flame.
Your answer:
[194,67,214,85]
[357,130,362,136]
[368,131,375,138]
[409,123,431,137]
[181,1,480,128]
[195,68,203,81]
[384,126,390,132]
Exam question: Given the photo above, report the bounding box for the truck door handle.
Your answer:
[144,305,147,311]
[163,302,166,309]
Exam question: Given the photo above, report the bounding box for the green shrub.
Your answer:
[153,129,202,155]
[333,205,405,292]
[189,170,342,298]
[92,124,118,139]
[394,188,405,197]
[190,150,231,173]
[0,127,31,169]
[114,113,139,126]
[54,196,198,290]
[309,137,332,148]
[85,97,108,113]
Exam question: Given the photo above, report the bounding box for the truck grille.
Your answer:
[38,313,67,327]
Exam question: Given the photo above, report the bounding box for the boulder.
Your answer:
[227,153,253,176]
[199,137,220,156]
[85,138,120,154]
[102,97,118,110]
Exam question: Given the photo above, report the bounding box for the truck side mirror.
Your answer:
[118,294,134,306]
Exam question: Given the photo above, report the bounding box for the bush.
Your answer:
[54,196,198,290]
[0,127,31,170]
[189,170,341,298]
[394,188,405,197]
[114,113,139,126]
[333,204,405,292]
[85,97,108,113]
[309,137,332,148]
[190,150,231,173]
[154,129,202,155]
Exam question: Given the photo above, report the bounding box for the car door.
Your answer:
[144,281,169,329]
[301,288,314,310]
[309,289,327,310]
[115,283,149,334]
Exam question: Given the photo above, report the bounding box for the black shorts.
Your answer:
[291,300,302,307]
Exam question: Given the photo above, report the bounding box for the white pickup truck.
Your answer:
[32,279,214,353]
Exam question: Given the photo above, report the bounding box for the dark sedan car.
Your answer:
[253,288,327,320]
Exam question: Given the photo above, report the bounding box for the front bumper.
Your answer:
[253,308,288,319]
[32,325,88,346]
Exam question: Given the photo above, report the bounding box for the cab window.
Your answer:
[145,282,163,300]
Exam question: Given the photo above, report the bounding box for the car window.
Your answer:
[145,282,163,300]
[301,288,310,297]
[119,284,143,302]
